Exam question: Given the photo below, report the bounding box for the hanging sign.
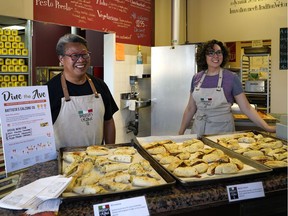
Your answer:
[0,86,57,175]
[33,0,153,46]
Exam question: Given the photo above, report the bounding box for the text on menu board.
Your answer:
[34,0,153,46]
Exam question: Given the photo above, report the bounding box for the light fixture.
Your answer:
[2,25,25,30]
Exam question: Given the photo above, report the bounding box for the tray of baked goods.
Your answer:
[58,141,176,200]
[136,134,272,186]
[202,131,287,171]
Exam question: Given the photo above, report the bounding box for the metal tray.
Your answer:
[58,141,176,200]
[136,135,272,186]
[202,130,287,172]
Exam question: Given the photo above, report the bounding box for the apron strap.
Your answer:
[61,73,71,101]
[216,69,223,91]
[86,74,99,98]
[61,73,99,101]
[195,71,207,91]
[196,69,224,91]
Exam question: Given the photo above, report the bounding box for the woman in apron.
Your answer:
[46,34,118,150]
[179,39,275,138]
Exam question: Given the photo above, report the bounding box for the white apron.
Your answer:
[53,74,105,150]
[191,69,235,138]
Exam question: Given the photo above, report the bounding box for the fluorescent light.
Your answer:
[3,25,25,30]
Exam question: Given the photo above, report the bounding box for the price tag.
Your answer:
[93,196,149,216]
[227,181,265,202]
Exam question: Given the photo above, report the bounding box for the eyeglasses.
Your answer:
[63,52,91,61]
[206,50,223,57]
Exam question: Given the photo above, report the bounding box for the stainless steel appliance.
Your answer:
[245,80,266,92]
[151,45,197,135]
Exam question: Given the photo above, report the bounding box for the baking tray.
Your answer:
[136,135,272,186]
[58,141,176,200]
[202,130,287,172]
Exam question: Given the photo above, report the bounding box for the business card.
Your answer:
[227,181,265,202]
[93,196,149,216]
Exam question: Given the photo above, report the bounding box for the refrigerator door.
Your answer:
[151,45,196,135]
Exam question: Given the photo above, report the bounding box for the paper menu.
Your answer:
[0,175,71,210]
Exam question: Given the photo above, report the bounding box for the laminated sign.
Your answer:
[0,86,57,175]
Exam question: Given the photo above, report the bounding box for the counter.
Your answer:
[0,160,287,216]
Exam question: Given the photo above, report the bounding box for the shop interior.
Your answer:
[0,13,287,216]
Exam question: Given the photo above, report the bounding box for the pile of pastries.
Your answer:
[61,145,164,196]
[216,132,287,168]
[142,139,245,178]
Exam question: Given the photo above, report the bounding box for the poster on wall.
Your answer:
[0,86,57,175]
[279,28,287,70]
[226,42,236,62]
[33,0,153,46]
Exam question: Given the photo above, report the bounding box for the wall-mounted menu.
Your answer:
[280,28,287,70]
[34,0,153,46]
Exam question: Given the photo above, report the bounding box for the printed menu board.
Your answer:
[34,0,153,46]
[0,86,57,175]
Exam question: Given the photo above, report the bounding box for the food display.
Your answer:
[59,143,175,198]
[203,131,287,169]
[137,135,271,185]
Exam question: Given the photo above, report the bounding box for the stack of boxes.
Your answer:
[0,28,29,87]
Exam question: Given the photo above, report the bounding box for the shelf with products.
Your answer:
[241,50,271,113]
[0,19,32,88]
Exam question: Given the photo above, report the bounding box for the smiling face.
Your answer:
[205,44,223,71]
[59,42,91,81]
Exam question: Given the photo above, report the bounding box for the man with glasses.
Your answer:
[46,34,118,150]
[179,39,275,137]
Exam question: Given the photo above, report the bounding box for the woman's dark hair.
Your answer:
[196,39,229,71]
[56,34,88,56]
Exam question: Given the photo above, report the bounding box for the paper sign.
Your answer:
[116,43,125,61]
[0,86,57,175]
[93,196,149,216]
[227,181,265,202]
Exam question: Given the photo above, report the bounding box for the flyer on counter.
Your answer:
[0,86,57,175]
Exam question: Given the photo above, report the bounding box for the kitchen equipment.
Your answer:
[151,45,197,135]
[245,80,266,92]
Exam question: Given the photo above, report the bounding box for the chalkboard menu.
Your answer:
[34,0,153,46]
[280,28,288,70]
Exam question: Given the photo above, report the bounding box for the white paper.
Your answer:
[0,175,71,210]
[93,196,149,216]
[129,100,136,111]
[24,198,61,215]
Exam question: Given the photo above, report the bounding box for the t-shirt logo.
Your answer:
[78,109,93,125]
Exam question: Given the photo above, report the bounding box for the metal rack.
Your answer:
[241,53,271,113]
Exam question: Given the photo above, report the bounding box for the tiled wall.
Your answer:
[113,46,151,144]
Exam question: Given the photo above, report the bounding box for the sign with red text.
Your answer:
[34,0,153,46]
[0,86,57,175]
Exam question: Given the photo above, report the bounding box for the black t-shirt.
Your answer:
[46,73,119,124]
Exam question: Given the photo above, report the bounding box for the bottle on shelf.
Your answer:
[136,45,143,64]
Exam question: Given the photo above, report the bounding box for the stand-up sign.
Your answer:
[0,86,57,175]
